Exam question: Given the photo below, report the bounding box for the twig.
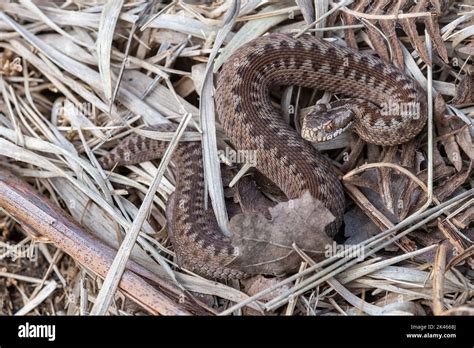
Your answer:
[0,169,191,315]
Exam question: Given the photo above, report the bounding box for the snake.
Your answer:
[99,33,427,279]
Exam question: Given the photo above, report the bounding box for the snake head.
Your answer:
[301,103,354,143]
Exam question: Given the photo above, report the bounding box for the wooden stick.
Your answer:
[0,169,190,315]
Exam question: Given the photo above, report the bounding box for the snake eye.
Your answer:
[324,123,334,132]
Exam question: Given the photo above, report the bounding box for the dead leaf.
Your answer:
[228,191,334,276]
[241,275,290,315]
[456,126,474,161]
[453,75,474,107]
[242,275,290,302]
[344,206,380,244]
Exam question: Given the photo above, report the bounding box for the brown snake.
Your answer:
[99,34,427,279]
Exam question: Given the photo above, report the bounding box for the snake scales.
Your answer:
[99,33,427,279]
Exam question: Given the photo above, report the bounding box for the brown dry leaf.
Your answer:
[400,15,431,65]
[340,0,366,49]
[423,12,449,64]
[454,206,474,230]
[379,0,406,69]
[241,275,290,315]
[228,191,334,276]
[434,93,449,127]
[434,165,472,201]
[456,126,474,161]
[344,206,380,244]
[453,75,474,107]
[363,0,390,62]
[340,0,450,67]
[242,275,290,302]
[441,132,463,171]
[343,170,379,193]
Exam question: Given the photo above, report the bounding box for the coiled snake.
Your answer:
[99,34,427,279]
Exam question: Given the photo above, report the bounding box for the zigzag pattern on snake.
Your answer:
[99,33,427,279]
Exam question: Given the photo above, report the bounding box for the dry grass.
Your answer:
[0,0,472,316]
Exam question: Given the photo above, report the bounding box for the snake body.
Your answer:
[100,34,427,279]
